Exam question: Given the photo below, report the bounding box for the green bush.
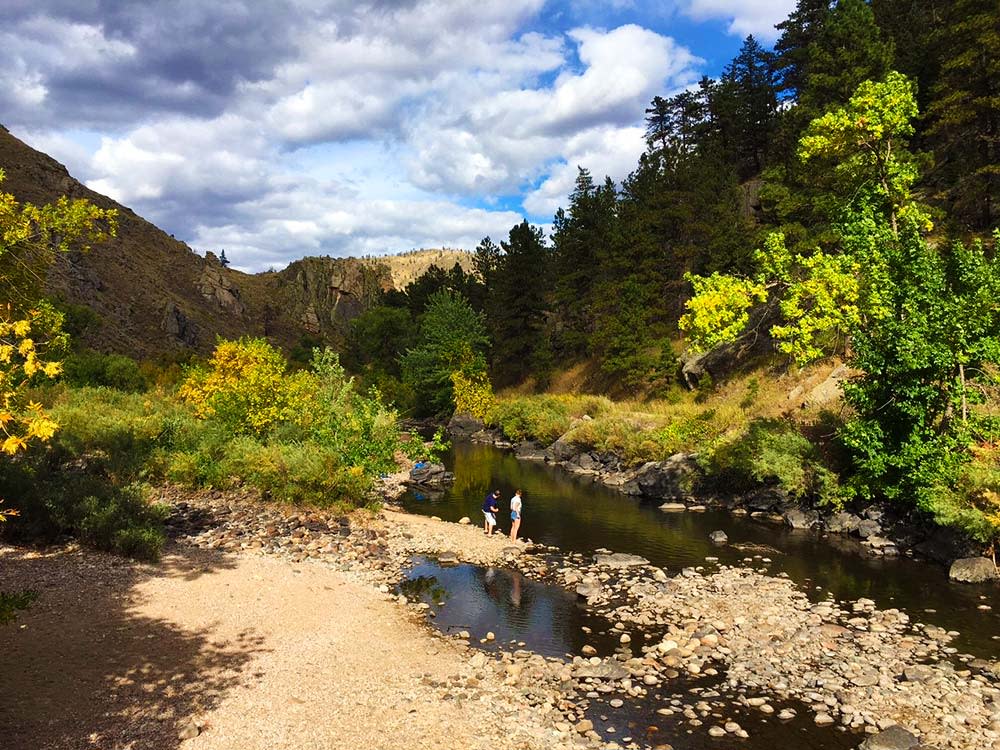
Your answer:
[62,349,147,391]
[707,419,840,505]
[0,456,167,561]
[493,396,572,443]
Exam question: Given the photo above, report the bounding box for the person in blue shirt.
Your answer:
[482,490,501,536]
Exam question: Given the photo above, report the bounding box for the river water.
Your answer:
[398,441,998,749]
[401,441,999,659]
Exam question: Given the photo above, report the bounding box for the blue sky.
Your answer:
[1,0,795,272]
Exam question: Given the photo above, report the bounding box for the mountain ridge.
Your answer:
[0,126,470,359]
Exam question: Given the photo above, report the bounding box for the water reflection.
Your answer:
[402,441,1000,658]
[400,557,617,659]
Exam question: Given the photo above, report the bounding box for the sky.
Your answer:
[2,0,796,272]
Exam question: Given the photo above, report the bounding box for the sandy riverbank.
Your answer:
[0,539,571,750]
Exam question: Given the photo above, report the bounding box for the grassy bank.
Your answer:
[489,362,1000,541]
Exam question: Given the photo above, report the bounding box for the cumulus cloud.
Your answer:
[680,0,796,40]
[5,1,711,271]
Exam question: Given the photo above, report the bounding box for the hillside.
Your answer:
[375,248,475,288]
[0,126,402,359]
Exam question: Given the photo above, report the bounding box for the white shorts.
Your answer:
[483,511,496,526]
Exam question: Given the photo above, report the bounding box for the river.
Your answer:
[401,442,998,657]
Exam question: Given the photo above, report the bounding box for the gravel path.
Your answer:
[0,543,571,750]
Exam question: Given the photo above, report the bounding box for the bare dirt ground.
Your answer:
[0,543,569,750]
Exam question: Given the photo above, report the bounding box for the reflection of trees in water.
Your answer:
[399,575,448,604]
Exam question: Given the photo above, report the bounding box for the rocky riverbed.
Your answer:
[161,482,1000,750]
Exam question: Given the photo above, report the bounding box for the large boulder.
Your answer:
[622,454,699,499]
[783,507,819,530]
[545,435,580,463]
[858,725,919,750]
[741,487,788,512]
[594,552,650,569]
[948,557,998,583]
[447,412,484,438]
[405,462,454,486]
[826,511,862,534]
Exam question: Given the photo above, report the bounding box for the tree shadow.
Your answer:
[0,544,268,750]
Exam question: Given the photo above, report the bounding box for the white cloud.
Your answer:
[681,0,796,40]
[7,2,711,272]
[523,125,648,216]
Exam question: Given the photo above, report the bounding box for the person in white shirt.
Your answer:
[509,489,523,542]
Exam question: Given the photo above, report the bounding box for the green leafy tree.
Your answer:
[841,226,1000,540]
[401,290,490,416]
[799,71,922,236]
[683,72,923,364]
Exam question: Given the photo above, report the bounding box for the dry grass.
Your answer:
[364,248,475,289]
[493,358,851,465]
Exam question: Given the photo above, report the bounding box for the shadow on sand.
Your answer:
[0,544,267,750]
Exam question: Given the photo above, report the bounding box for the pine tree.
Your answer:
[721,35,780,176]
[488,222,552,385]
[551,169,616,355]
[801,0,894,116]
[220,249,230,267]
[774,0,832,100]
[926,0,1000,229]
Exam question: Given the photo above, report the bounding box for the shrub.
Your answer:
[62,349,146,391]
[492,396,572,443]
[707,419,840,505]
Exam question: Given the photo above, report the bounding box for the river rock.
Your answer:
[458,516,471,525]
[574,662,630,681]
[545,436,580,462]
[576,580,602,600]
[783,507,819,529]
[437,550,459,564]
[621,455,698,499]
[660,502,687,512]
[709,530,728,545]
[594,552,650,569]
[447,411,484,438]
[948,557,998,583]
[856,518,882,540]
[406,462,454,486]
[178,719,201,740]
[827,511,862,534]
[858,725,920,750]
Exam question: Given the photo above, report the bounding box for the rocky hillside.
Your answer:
[0,125,393,359]
[376,248,474,288]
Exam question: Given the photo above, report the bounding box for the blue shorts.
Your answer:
[511,511,520,521]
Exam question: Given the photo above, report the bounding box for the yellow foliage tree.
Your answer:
[179,337,316,437]
[450,368,496,422]
[0,168,117,470]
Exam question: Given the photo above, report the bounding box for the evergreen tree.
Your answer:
[721,35,780,177]
[488,221,552,385]
[926,0,1000,229]
[219,249,230,267]
[774,0,832,100]
[551,169,616,354]
[800,0,894,116]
